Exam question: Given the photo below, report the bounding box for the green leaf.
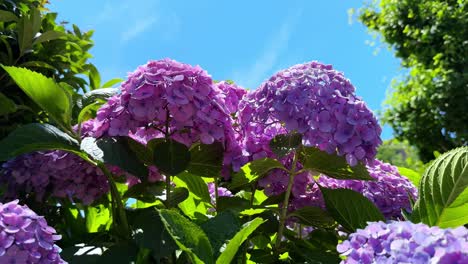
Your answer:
[33,30,67,45]
[0,92,16,115]
[60,245,102,263]
[153,139,191,176]
[412,147,468,227]
[201,211,241,258]
[98,243,138,264]
[165,187,190,208]
[0,10,18,22]
[288,206,335,228]
[102,78,124,88]
[269,132,302,158]
[1,66,72,129]
[17,16,33,55]
[217,196,250,212]
[397,166,422,187]
[86,204,111,233]
[131,208,176,259]
[123,182,164,202]
[80,137,148,178]
[126,138,153,165]
[86,64,101,90]
[187,142,224,178]
[176,172,211,203]
[0,123,79,161]
[299,147,373,180]
[78,88,119,109]
[19,61,56,71]
[231,158,286,189]
[320,187,384,232]
[216,217,265,264]
[77,102,101,124]
[159,209,214,264]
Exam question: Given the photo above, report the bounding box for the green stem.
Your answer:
[165,174,172,208]
[275,152,298,250]
[214,177,219,211]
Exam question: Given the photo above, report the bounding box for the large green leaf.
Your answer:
[0,10,18,22]
[86,204,111,233]
[397,166,422,187]
[0,92,16,115]
[153,139,191,176]
[159,209,214,264]
[269,132,302,158]
[165,187,190,208]
[81,137,148,178]
[216,217,265,264]
[231,158,286,189]
[186,142,224,178]
[412,147,468,227]
[320,187,384,232]
[299,147,372,180]
[98,243,138,264]
[1,66,72,129]
[176,172,211,203]
[33,30,67,45]
[101,78,124,88]
[201,211,241,258]
[288,206,335,228]
[0,123,79,161]
[77,88,119,110]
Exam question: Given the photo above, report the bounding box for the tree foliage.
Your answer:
[0,0,99,139]
[376,139,424,171]
[358,0,468,161]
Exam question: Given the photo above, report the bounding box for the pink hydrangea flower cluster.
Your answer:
[0,200,65,263]
[338,221,468,264]
[238,61,382,166]
[84,59,244,178]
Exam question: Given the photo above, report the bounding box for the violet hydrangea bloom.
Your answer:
[238,61,382,166]
[85,59,243,179]
[207,182,233,206]
[337,221,468,264]
[289,160,417,220]
[0,200,65,263]
[1,151,108,205]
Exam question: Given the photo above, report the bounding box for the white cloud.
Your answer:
[233,10,301,88]
[121,17,158,42]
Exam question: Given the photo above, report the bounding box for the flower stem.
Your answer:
[166,174,172,207]
[275,152,298,250]
[214,176,219,211]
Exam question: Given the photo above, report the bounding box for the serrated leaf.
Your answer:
[153,139,191,176]
[0,92,16,115]
[187,142,224,178]
[216,217,265,264]
[231,158,286,189]
[80,137,148,178]
[320,187,384,232]
[0,123,79,161]
[1,66,72,129]
[412,147,468,227]
[299,147,372,180]
[33,30,67,45]
[201,211,241,258]
[176,172,211,203]
[159,209,214,264]
[19,61,56,70]
[269,132,302,158]
[288,206,335,228]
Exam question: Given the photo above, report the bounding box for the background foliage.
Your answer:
[358,0,468,162]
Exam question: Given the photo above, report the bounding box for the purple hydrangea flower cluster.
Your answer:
[337,221,468,264]
[215,81,247,115]
[316,160,418,219]
[238,61,382,166]
[208,183,233,205]
[84,59,243,178]
[1,151,109,205]
[0,200,65,263]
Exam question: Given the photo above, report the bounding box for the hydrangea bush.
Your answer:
[0,59,466,264]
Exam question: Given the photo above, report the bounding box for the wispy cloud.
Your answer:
[233,10,302,88]
[121,17,158,42]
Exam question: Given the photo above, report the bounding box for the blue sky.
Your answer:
[50,0,402,139]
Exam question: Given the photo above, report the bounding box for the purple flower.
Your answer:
[84,59,244,179]
[338,221,468,264]
[238,61,382,166]
[207,183,232,208]
[0,200,66,263]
